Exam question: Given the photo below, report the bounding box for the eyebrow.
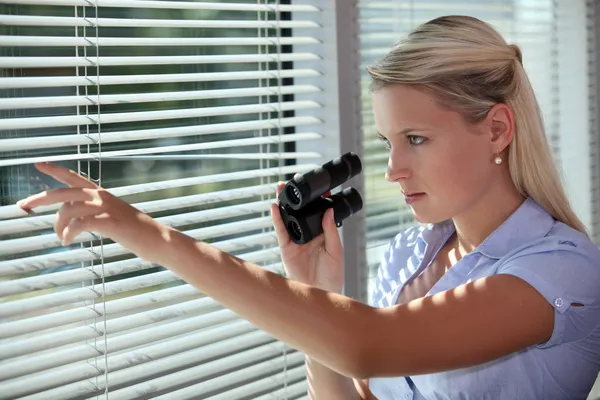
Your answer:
[376,128,427,138]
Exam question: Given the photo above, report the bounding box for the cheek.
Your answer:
[424,143,492,196]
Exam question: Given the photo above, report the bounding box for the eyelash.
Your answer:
[407,135,426,146]
[378,135,426,150]
[378,136,392,150]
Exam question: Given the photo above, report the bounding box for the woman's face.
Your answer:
[372,84,500,224]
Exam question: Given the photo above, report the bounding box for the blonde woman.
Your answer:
[17,15,600,399]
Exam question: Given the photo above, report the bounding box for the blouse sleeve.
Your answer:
[497,238,600,348]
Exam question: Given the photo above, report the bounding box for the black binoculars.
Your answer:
[277,152,364,244]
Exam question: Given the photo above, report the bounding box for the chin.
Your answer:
[410,206,450,225]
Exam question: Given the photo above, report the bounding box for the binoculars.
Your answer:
[277,152,364,244]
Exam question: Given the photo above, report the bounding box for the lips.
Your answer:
[403,192,425,197]
[403,192,426,205]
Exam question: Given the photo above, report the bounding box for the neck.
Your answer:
[451,172,525,255]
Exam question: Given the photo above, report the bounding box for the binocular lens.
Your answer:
[287,220,303,242]
[280,152,362,210]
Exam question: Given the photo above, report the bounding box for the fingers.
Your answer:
[270,202,291,247]
[276,181,285,197]
[17,187,96,210]
[62,213,108,246]
[55,201,103,242]
[35,163,99,189]
[322,208,343,258]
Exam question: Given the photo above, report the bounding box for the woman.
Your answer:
[16,15,600,399]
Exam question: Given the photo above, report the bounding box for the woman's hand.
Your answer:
[270,179,345,293]
[16,163,169,264]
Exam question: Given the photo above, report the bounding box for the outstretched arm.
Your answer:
[17,162,554,380]
[135,229,555,378]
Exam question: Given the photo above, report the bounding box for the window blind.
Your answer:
[358,0,566,298]
[0,0,323,398]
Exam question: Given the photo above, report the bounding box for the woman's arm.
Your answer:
[149,226,554,378]
[18,163,555,379]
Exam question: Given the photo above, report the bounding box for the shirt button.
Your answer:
[554,298,564,308]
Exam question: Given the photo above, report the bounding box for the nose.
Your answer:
[385,154,412,182]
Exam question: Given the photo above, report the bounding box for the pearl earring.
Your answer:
[494,154,502,165]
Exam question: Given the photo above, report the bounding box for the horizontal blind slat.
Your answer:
[1,151,320,168]
[1,85,321,110]
[0,69,321,89]
[0,35,319,48]
[0,116,321,149]
[0,0,319,12]
[0,15,319,29]
[0,53,320,68]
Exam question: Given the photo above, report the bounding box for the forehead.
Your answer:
[372,85,453,124]
[371,85,461,133]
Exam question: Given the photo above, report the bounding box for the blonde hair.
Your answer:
[368,15,588,236]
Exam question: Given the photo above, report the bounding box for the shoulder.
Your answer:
[497,221,600,347]
[499,220,600,275]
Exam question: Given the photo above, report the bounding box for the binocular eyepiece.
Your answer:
[278,152,363,244]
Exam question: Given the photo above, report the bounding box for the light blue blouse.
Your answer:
[369,198,600,400]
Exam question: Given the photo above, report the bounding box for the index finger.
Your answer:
[18,187,96,210]
[34,163,99,189]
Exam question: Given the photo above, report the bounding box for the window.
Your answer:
[0,0,595,398]
[0,1,329,398]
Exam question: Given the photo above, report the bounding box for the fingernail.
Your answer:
[16,200,34,214]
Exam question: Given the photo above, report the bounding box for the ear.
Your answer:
[485,103,515,154]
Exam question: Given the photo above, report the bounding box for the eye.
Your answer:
[407,135,427,146]
[377,134,391,150]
